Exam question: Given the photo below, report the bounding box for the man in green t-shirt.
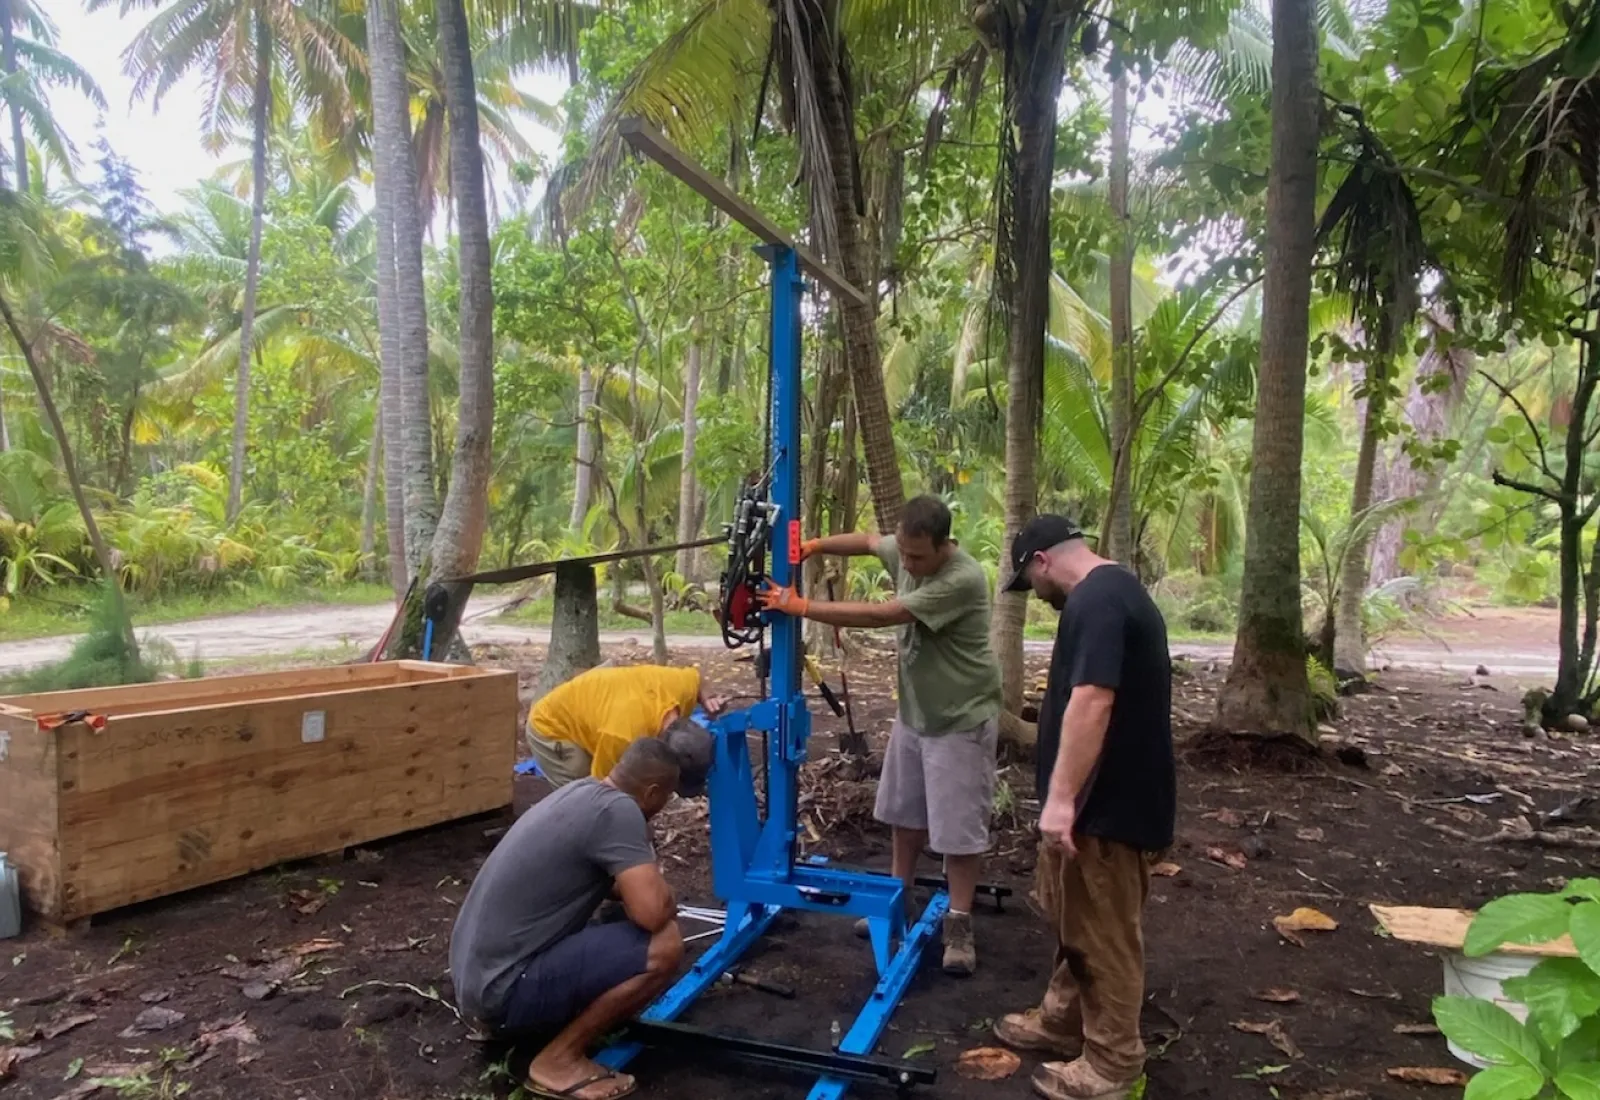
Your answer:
[758,495,1003,976]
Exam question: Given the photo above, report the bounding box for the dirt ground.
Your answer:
[3,645,1599,1100]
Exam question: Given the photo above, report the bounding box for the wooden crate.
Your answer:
[0,661,518,926]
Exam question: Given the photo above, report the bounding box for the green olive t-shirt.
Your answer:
[877,535,1002,735]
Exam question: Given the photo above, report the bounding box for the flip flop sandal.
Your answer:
[524,1069,637,1100]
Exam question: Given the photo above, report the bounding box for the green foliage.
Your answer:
[6,583,157,692]
[1437,885,1600,1098]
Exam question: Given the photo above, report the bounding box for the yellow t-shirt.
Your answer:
[529,665,702,779]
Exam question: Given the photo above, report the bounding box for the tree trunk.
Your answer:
[805,2,904,532]
[2,0,23,195]
[1213,0,1318,742]
[990,0,1072,745]
[360,411,381,567]
[675,334,702,578]
[369,0,437,574]
[534,562,602,698]
[368,0,412,598]
[1547,348,1599,722]
[428,0,495,596]
[0,291,135,657]
[1332,359,1388,674]
[225,11,272,523]
[1105,68,1136,567]
[571,364,595,528]
[1369,319,1471,585]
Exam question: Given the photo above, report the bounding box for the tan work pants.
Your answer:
[1033,834,1153,1081]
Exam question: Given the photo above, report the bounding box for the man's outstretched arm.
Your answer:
[757,585,914,628]
[801,532,881,559]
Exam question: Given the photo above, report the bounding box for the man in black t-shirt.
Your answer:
[991,515,1174,1100]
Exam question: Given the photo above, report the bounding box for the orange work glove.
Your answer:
[757,582,810,618]
[797,538,824,561]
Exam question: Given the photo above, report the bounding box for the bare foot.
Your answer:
[525,1055,637,1100]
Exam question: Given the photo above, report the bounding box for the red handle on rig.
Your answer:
[787,520,802,566]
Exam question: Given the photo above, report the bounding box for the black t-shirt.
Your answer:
[1035,563,1175,851]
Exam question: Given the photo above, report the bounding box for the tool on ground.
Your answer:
[826,578,866,758]
[718,969,796,998]
[597,118,944,1100]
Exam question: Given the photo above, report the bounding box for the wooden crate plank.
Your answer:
[0,710,62,919]
[52,670,516,919]
[1,663,410,715]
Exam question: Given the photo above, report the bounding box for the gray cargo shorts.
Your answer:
[873,716,999,856]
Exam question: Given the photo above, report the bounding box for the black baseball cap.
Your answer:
[1004,514,1085,592]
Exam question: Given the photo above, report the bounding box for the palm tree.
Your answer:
[428,0,495,596]
[95,0,361,523]
[366,0,437,580]
[1212,0,1319,743]
[989,0,1087,734]
[562,0,943,531]
[0,0,106,191]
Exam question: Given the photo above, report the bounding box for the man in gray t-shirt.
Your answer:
[450,738,686,1100]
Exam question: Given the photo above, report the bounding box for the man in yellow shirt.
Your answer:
[527,664,725,794]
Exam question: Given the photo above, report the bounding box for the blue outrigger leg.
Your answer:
[596,244,945,1097]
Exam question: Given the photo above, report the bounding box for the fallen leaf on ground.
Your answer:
[287,889,328,916]
[1393,1023,1441,1036]
[1385,1067,1467,1086]
[1213,808,1247,828]
[1252,988,1301,1004]
[39,1012,98,1040]
[1151,862,1182,878]
[954,1047,1021,1081]
[902,1041,936,1060]
[0,1046,43,1081]
[1232,1020,1302,1059]
[1295,827,1325,843]
[1205,846,1248,870]
[291,938,343,957]
[1348,988,1401,1000]
[120,1005,186,1037]
[1273,907,1339,946]
[190,1013,261,1067]
[138,989,172,1005]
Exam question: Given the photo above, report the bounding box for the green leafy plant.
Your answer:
[1432,880,1600,1098]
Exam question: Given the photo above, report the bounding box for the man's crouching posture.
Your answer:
[449,738,686,1100]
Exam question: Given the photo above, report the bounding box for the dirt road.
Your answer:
[0,598,1561,680]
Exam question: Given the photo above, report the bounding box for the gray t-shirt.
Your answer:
[449,780,656,1020]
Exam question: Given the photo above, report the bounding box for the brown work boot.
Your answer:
[941,912,976,976]
[1031,1058,1138,1100]
[994,1007,1081,1058]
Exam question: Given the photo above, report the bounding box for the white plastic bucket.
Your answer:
[0,852,20,939]
[1441,952,1537,1067]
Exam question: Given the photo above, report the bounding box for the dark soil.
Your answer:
[3,646,1599,1100]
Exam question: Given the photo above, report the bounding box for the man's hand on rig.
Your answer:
[757,583,810,618]
[797,538,824,561]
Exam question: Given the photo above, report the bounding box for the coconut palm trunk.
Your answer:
[360,412,381,567]
[2,0,24,194]
[1213,0,1318,743]
[1105,68,1135,566]
[676,334,702,578]
[428,0,495,586]
[571,363,594,527]
[224,8,272,522]
[803,0,904,532]
[368,0,411,595]
[991,0,1073,744]
[1331,357,1388,673]
[368,0,437,573]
